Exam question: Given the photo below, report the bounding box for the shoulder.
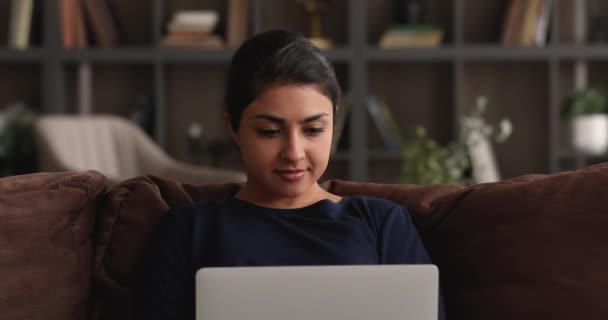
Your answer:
[158,199,228,232]
[346,195,406,215]
[343,195,410,230]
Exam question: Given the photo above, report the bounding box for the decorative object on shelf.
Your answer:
[562,87,608,156]
[366,96,404,151]
[297,0,333,49]
[379,0,442,48]
[162,10,223,48]
[0,102,37,177]
[501,0,552,47]
[461,96,512,184]
[187,122,207,164]
[130,94,156,137]
[400,126,469,185]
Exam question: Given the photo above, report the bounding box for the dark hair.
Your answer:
[224,30,341,132]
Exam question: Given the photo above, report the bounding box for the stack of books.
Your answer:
[162,11,223,48]
[501,0,552,47]
[378,25,443,48]
[58,0,123,49]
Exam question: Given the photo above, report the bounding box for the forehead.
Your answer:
[245,84,333,116]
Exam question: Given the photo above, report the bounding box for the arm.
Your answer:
[379,204,447,320]
[133,209,195,320]
[378,204,432,264]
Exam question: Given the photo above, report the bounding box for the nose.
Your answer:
[280,131,305,162]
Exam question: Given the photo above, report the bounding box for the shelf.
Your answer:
[366,45,608,62]
[57,46,353,64]
[61,48,158,62]
[155,47,236,63]
[1,0,601,180]
[0,48,46,62]
[41,45,608,64]
[60,47,235,63]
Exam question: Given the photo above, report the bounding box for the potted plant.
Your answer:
[0,102,37,177]
[562,87,608,156]
[400,126,469,184]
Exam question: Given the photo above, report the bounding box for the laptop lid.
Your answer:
[196,264,439,320]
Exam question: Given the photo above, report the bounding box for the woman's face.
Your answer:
[230,83,334,202]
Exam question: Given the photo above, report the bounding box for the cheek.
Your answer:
[309,137,332,162]
[239,138,275,164]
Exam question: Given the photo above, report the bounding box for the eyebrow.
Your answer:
[253,113,330,124]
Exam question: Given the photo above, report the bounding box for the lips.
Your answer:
[276,169,306,182]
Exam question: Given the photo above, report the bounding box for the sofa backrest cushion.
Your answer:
[427,162,608,319]
[0,171,106,320]
[90,176,460,320]
[91,162,608,320]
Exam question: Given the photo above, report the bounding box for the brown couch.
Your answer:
[1,163,608,320]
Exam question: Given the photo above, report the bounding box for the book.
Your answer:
[74,0,88,48]
[366,96,404,151]
[501,0,524,45]
[226,0,249,47]
[59,0,75,48]
[168,22,216,34]
[502,0,550,47]
[8,0,34,49]
[162,10,222,48]
[519,0,543,47]
[59,0,88,49]
[161,34,224,48]
[83,0,119,47]
[379,25,443,48]
[534,0,552,47]
[173,10,219,29]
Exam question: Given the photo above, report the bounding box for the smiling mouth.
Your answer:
[276,169,306,182]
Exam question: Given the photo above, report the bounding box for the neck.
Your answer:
[235,183,328,209]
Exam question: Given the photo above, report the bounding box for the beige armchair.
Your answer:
[34,115,246,185]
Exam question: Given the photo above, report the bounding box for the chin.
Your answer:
[272,182,311,199]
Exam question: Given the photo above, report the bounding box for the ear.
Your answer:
[224,112,239,144]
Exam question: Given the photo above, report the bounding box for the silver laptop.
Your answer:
[195,265,439,320]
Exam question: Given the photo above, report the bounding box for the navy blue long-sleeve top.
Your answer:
[135,195,446,320]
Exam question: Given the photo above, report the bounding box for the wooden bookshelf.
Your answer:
[1,0,607,183]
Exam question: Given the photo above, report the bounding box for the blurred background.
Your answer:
[2,0,608,185]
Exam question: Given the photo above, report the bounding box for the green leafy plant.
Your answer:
[0,103,37,177]
[400,126,469,184]
[562,87,608,118]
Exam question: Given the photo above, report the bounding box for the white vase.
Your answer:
[571,114,608,156]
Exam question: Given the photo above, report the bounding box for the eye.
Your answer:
[305,127,325,136]
[257,128,281,137]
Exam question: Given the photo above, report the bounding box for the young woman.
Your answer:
[136,30,445,320]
